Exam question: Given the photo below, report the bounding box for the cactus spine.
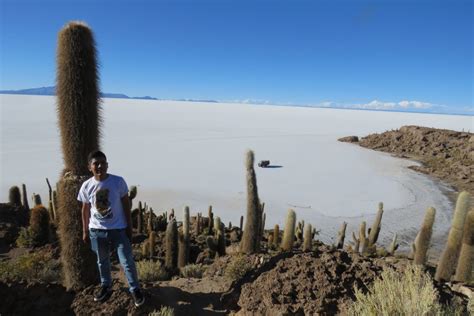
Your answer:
[240,150,261,254]
[414,207,436,265]
[435,191,471,282]
[453,210,474,282]
[165,219,178,271]
[178,206,190,268]
[56,21,101,290]
[281,209,296,252]
[9,186,21,206]
[303,223,313,251]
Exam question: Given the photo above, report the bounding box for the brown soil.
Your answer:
[339,125,474,198]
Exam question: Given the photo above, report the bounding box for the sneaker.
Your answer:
[94,285,111,302]
[131,288,145,307]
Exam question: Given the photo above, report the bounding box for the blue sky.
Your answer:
[0,0,472,114]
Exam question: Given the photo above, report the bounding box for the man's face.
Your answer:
[89,157,108,180]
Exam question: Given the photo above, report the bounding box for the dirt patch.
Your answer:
[236,246,411,315]
[0,281,74,315]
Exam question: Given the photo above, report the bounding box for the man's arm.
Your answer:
[81,202,91,243]
[121,195,133,241]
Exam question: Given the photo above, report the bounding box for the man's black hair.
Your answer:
[88,150,107,163]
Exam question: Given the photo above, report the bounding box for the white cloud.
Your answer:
[398,100,432,109]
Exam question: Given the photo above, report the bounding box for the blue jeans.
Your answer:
[89,228,139,292]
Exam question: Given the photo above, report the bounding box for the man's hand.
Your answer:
[83,230,89,244]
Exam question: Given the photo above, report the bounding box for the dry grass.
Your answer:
[149,306,174,316]
[225,255,253,280]
[180,264,205,278]
[136,260,169,282]
[346,264,442,315]
[0,251,60,282]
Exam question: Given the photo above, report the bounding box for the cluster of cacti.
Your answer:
[240,150,262,254]
[435,191,471,282]
[281,209,296,252]
[349,203,384,255]
[336,222,347,249]
[413,207,436,265]
[56,21,101,290]
[178,206,190,268]
[165,219,178,271]
[206,216,226,257]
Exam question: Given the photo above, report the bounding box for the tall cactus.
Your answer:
[21,183,30,211]
[273,224,280,248]
[178,206,190,268]
[453,210,474,282]
[435,191,471,282]
[240,150,261,254]
[281,209,296,252]
[56,21,101,290]
[165,219,178,272]
[359,221,368,254]
[336,222,347,249]
[414,207,436,265]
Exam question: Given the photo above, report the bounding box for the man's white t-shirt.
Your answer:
[77,174,129,230]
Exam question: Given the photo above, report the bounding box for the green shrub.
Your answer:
[180,264,205,278]
[0,251,60,282]
[149,306,174,316]
[16,227,34,248]
[225,255,253,280]
[347,264,441,315]
[136,260,169,282]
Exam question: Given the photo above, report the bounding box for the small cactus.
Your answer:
[128,186,137,209]
[8,186,21,206]
[32,193,42,207]
[137,202,143,234]
[29,205,50,246]
[149,231,156,258]
[414,207,436,265]
[207,206,214,235]
[453,210,474,282]
[388,233,399,256]
[141,240,150,258]
[165,219,178,272]
[281,209,296,252]
[352,231,360,254]
[359,221,368,254]
[178,206,190,268]
[273,224,280,247]
[46,178,55,222]
[206,216,226,256]
[336,222,347,249]
[435,191,471,282]
[21,183,30,210]
[368,202,383,247]
[303,223,313,251]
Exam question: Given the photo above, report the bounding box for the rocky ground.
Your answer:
[339,125,474,200]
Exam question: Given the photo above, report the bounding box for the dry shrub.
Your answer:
[136,260,169,282]
[347,264,441,315]
[0,251,60,282]
[225,255,253,280]
[149,306,174,316]
[180,264,205,278]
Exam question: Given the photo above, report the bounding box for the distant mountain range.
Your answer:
[0,86,157,100]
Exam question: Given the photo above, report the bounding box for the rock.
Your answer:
[338,136,359,143]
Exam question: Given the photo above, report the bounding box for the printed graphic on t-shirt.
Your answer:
[94,188,113,220]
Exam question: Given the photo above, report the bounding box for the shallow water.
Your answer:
[1,95,472,252]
